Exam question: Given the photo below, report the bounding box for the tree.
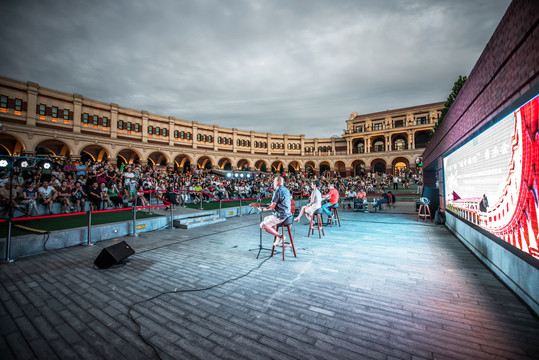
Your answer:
[430,75,467,140]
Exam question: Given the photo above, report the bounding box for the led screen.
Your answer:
[443,94,538,260]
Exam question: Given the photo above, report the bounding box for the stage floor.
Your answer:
[1,204,538,359]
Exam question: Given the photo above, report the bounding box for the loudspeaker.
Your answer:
[94,241,135,269]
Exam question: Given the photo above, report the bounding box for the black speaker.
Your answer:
[94,241,135,269]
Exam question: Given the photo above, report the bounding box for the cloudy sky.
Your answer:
[0,0,511,138]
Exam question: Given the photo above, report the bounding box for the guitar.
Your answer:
[249,200,296,215]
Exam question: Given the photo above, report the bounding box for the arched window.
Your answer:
[374,140,384,152]
[174,130,179,138]
[394,138,406,150]
[187,132,191,140]
[180,131,185,139]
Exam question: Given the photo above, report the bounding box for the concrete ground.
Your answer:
[0,203,538,360]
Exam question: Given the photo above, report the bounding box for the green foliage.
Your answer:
[429,75,467,140]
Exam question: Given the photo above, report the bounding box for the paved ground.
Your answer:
[1,204,538,360]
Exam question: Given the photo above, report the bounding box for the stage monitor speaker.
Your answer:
[422,187,440,214]
[94,241,135,269]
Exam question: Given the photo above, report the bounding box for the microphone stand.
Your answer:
[248,197,272,259]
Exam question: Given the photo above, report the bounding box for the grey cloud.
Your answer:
[0,0,511,137]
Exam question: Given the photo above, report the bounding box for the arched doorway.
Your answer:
[305,161,315,175]
[392,157,409,176]
[116,148,141,166]
[319,161,331,175]
[80,145,110,163]
[174,154,192,173]
[197,156,213,170]
[148,152,169,167]
[351,160,365,177]
[254,160,267,172]
[35,139,72,157]
[237,159,250,171]
[334,161,346,177]
[271,161,285,173]
[352,138,365,154]
[371,159,387,175]
[0,134,25,156]
[218,158,233,170]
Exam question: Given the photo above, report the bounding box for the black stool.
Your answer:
[328,203,341,227]
[272,216,296,261]
[308,208,325,238]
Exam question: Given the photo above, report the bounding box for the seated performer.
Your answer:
[294,180,322,223]
[259,176,292,247]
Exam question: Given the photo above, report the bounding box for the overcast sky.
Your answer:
[0,0,511,138]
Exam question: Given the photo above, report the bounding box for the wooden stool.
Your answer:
[308,208,325,238]
[417,200,432,221]
[328,204,341,227]
[272,216,296,261]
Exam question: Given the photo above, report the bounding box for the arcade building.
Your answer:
[0,76,442,177]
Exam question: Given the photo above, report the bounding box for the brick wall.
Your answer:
[422,0,538,184]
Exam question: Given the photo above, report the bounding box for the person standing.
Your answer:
[260,176,292,247]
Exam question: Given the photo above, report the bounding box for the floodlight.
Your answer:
[226,172,232,178]
[234,173,239,178]
[240,174,244,178]
[0,159,9,168]
[246,174,251,178]
[20,160,29,168]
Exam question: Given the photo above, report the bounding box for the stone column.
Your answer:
[267,134,271,155]
[366,137,371,153]
[331,138,336,155]
[26,82,39,127]
[314,138,319,156]
[142,111,149,143]
[232,128,238,153]
[73,94,83,134]
[213,125,219,151]
[284,134,288,156]
[300,135,305,156]
[168,116,175,146]
[110,103,118,139]
[192,121,198,149]
[250,131,255,154]
[386,135,390,152]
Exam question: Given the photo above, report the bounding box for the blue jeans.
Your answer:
[321,202,336,217]
[375,198,388,210]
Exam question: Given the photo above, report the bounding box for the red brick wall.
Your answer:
[422,0,539,185]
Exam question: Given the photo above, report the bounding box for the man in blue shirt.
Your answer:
[260,176,292,246]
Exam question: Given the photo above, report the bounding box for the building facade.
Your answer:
[0,76,442,176]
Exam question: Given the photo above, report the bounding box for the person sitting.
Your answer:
[21,181,39,216]
[87,182,101,210]
[108,182,123,208]
[294,180,322,223]
[375,189,391,211]
[57,180,74,213]
[71,182,86,212]
[38,180,58,215]
[321,182,340,224]
[259,176,291,247]
[355,187,369,212]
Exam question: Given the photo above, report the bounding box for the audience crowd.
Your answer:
[0,157,422,216]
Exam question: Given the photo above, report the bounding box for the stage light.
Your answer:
[226,172,232,178]
[20,160,29,168]
[246,174,251,178]
[234,173,239,178]
[0,159,8,168]
[43,162,51,170]
[240,174,244,178]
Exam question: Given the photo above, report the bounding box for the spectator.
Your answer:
[38,180,58,214]
[57,180,74,213]
[321,182,340,224]
[71,182,86,212]
[22,181,39,216]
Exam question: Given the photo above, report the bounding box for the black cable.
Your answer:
[126,256,271,360]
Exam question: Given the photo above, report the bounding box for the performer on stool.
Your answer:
[259,176,292,247]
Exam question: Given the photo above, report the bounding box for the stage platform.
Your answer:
[1,203,538,359]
